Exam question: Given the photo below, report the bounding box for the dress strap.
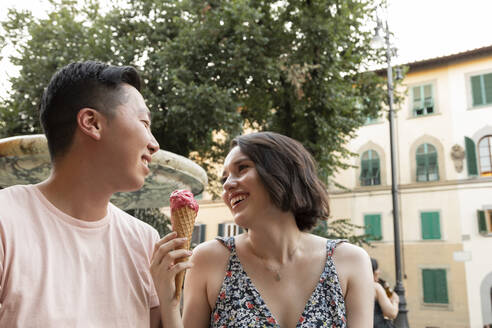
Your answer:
[215,236,236,252]
[326,239,346,257]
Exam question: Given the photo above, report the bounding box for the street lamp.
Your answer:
[372,18,410,328]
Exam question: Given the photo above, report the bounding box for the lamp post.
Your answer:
[373,19,410,328]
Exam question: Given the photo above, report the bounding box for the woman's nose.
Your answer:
[223,175,238,190]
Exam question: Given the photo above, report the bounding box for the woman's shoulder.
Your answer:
[306,233,368,260]
[331,241,372,285]
[332,240,370,263]
[191,238,232,267]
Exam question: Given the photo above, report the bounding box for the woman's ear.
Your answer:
[77,108,103,140]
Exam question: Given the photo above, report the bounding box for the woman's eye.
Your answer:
[238,164,248,171]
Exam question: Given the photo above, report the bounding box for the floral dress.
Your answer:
[210,236,347,327]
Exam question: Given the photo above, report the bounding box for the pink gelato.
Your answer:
[169,189,199,212]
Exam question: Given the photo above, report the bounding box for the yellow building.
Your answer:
[330,45,492,328]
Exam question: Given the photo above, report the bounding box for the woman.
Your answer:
[151,132,374,327]
[371,258,399,328]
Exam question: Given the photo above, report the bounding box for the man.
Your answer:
[0,61,170,326]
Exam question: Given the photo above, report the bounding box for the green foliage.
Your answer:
[0,0,390,196]
[126,208,171,237]
[311,218,371,247]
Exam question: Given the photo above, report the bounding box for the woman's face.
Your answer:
[221,146,274,227]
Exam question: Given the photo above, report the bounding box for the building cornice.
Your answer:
[375,44,492,75]
[329,176,492,196]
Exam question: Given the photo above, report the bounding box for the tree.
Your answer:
[1,0,387,186]
[1,0,391,240]
[138,0,388,182]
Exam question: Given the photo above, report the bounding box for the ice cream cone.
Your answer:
[171,206,197,298]
[170,190,199,299]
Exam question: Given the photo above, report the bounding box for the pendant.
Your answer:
[274,272,281,281]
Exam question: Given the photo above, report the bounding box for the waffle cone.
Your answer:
[171,206,197,299]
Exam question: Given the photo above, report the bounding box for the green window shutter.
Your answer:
[200,224,206,243]
[413,86,422,112]
[364,215,371,236]
[360,150,381,186]
[421,213,431,239]
[422,269,435,303]
[427,151,439,181]
[423,84,434,112]
[421,212,441,239]
[431,212,441,239]
[416,153,427,181]
[364,214,382,240]
[465,137,478,176]
[372,158,381,185]
[428,151,437,166]
[434,269,449,303]
[218,223,224,237]
[471,75,484,106]
[478,210,487,234]
[484,73,492,104]
[422,269,449,304]
[360,159,370,185]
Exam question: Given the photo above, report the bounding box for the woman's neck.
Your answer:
[246,212,303,264]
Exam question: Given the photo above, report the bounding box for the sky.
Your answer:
[1,0,492,97]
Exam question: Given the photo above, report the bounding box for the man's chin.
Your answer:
[117,180,146,193]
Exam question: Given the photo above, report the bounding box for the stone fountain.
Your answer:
[0,134,208,209]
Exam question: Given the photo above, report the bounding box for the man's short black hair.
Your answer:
[39,61,141,160]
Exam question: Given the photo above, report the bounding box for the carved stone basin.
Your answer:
[0,135,208,209]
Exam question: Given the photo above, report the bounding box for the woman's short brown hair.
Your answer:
[231,131,329,231]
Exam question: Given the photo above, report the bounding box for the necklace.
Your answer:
[249,242,300,282]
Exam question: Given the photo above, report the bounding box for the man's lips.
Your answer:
[142,155,152,167]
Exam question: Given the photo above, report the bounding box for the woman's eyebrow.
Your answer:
[221,157,250,177]
[231,157,250,166]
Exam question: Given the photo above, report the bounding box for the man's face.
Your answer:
[99,84,159,192]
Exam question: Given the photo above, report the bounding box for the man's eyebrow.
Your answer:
[139,107,152,121]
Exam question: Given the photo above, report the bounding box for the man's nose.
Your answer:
[148,134,160,155]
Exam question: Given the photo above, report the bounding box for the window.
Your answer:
[421,212,441,240]
[422,269,449,304]
[364,214,382,241]
[412,84,434,116]
[478,136,492,176]
[416,143,439,182]
[218,222,244,237]
[360,150,381,186]
[478,210,492,235]
[471,72,492,107]
[191,224,206,246]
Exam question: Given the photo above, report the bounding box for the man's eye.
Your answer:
[220,176,228,185]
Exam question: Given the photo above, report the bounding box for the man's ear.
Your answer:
[77,108,104,140]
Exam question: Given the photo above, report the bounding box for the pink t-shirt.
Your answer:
[0,185,160,327]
